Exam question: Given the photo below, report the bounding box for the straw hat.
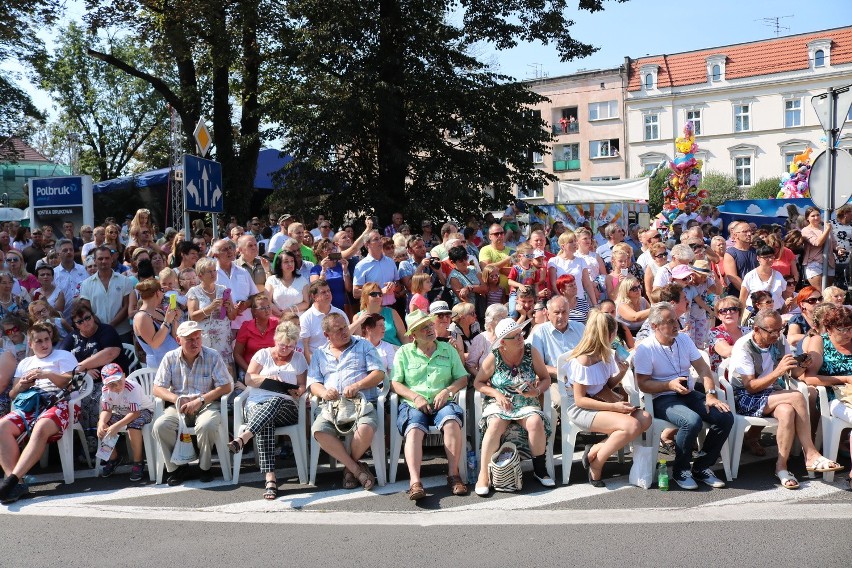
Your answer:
[405,309,437,336]
[491,318,530,349]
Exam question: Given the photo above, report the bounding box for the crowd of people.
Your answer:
[0,201,850,504]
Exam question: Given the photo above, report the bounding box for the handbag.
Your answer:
[629,443,656,489]
[321,393,372,435]
[488,442,523,492]
[170,397,199,465]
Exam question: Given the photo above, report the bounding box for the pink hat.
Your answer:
[671,265,695,280]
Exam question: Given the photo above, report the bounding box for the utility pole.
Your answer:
[168,106,185,232]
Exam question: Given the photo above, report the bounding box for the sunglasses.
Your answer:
[803,297,823,305]
[490,231,504,236]
[6,257,20,263]
[653,253,667,259]
[690,244,705,250]
[718,306,740,315]
[368,291,383,297]
[3,326,20,336]
[503,333,523,341]
[832,326,852,334]
[629,285,642,292]
[74,314,93,325]
[757,325,783,336]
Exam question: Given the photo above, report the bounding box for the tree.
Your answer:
[746,177,781,200]
[701,171,743,207]
[267,0,626,225]
[84,0,278,220]
[32,22,169,181]
[643,167,671,218]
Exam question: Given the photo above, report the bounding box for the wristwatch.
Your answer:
[199,394,207,405]
[445,388,455,401]
[707,389,717,396]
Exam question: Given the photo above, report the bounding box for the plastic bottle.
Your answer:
[657,459,669,491]
[466,442,478,482]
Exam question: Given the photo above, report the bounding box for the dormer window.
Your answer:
[808,39,831,69]
[706,54,726,83]
[640,64,659,91]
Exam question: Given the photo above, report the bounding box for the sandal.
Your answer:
[343,469,359,490]
[775,469,799,490]
[408,481,426,500]
[806,456,845,473]
[228,437,244,455]
[746,438,766,457]
[263,480,278,500]
[447,475,468,496]
[659,441,676,455]
[356,461,376,491]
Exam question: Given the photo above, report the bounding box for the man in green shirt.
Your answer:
[392,309,469,500]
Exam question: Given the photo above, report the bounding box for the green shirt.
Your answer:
[392,341,467,407]
[301,244,317,264]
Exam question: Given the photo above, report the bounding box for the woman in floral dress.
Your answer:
[186,257,236,373]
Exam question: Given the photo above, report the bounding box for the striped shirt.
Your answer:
[307,336,384,401]
[154,346,233,397]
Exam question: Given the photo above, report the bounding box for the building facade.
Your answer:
[0,138,71,204]
[624,27,852,187]
[521,67,627,203]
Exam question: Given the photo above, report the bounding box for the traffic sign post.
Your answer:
[810,84,852,290]
[182,154,223,239]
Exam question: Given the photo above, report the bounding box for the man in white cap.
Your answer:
[391,309,469,499]
[152,321,233,486]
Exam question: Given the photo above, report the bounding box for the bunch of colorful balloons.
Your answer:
[660,121,708,226]
[777,148,812,198]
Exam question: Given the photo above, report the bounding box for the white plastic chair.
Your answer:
[628,360,733,482]
[231,389,308,485]
[153,395,232,484]
[817,386,851,483]
[388,387,468,484]
[38,375,94,485]
[93,368,158,481]
[122,343,140,373]
[308,382,388,487]
[556,351,625,486]
[473,386,556,483]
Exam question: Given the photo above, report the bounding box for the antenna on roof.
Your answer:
[526,63,548,80]
[756,15,792,37]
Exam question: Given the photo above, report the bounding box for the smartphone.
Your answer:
[328,252,342,261]
[794,353,808,366]
[169,294,177,310]
[221,288,231,319]
[620,268,628,276]
[678,377,690,389]
[613,342,631,363]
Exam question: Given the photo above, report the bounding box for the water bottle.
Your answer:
[657,459,669,491]
[466,442,478,482]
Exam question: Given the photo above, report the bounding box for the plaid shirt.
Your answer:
[154,346,233,397]
[307,336,384,401]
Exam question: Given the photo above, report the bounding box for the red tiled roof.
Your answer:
[0,137,51,162]
[627,26,852,91]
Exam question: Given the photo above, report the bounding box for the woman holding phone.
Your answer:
[562,309,652,486]
[229,321,307,499]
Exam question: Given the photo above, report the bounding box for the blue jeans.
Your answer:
[397,401,464,436]
[653,390,734,474]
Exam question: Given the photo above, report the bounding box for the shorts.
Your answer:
[804,261,835,280]
[566,403,599,430]
[734,387,774,418]
[107,408,153,430]
[1,400,79,444]
[311,401,378,437]
[396,401,464,436]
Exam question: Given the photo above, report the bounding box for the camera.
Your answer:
[793,353,808,366]
[429,257,442,269]
[328,252,342,261]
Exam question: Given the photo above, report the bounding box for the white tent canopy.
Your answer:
[555,178,649,204]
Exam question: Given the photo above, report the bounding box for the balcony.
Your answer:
[552,122,580,135]
[554,160,581,172]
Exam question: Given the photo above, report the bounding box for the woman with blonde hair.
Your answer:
[186,257,236,371]
[5,250,37,294]
[350,281,408,345]
[127,208,153,247]
[823,286,846,307]
[548,229,596,323]
[563,309,651,486]
[644,242,669,295]
[614,276,650,333]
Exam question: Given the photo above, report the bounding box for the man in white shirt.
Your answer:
[213,239,258,338]
[673,204,698,231]
[267,214,294,255]
[595,223,625,268]
[53,239,87,320]
[299,280,349,363]
[79,246,134,342]
[728,309,842,488]
[634,302,732,490]
[81,226,105,261]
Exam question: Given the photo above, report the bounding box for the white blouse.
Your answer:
[563,356,618,397]
[266,275,309,311]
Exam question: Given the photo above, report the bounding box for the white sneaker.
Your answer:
[693,468,726,488]
[534,473,556,487]
[475,485,490,496]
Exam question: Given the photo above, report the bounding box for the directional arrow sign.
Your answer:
[183,154,223,213]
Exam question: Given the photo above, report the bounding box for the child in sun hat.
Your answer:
[97,363,155,481]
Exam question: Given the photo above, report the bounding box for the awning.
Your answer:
[555,178,649,203]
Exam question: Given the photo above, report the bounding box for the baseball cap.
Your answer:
[429,300,452,315]
[101,363,125,385]
[671,265,695,280]
[176,320,202,337]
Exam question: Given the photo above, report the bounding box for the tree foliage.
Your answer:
[644,167,670,218]
[701,170,743,207]
[267,0,626,225]
[746,177,781,200]
[31,22,169,181]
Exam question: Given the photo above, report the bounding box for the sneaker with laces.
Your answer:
[693,468,726,488]
[129,462,144,482]
[100,457,123,478]
[672,469,698,490]
[0,483,30,505]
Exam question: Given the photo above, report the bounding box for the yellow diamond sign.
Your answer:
[193,117,212,157]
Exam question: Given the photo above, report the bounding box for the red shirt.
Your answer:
[236,317,279,364]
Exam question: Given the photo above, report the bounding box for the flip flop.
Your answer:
[775,469,799,490]
[263,480,278,500]
[806,456,845,473]
[343,469,359,490]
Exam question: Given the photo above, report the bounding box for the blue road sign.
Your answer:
[183,155,223,213]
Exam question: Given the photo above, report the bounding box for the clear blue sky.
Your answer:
[488,0,852,81]
[7,0,852,114]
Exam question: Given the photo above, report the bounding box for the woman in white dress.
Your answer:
[547,230,596,322]
[265,251,310,317]
[739,244,786,316]
[562,309,651,486]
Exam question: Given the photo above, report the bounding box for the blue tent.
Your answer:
[93,148,291,194]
